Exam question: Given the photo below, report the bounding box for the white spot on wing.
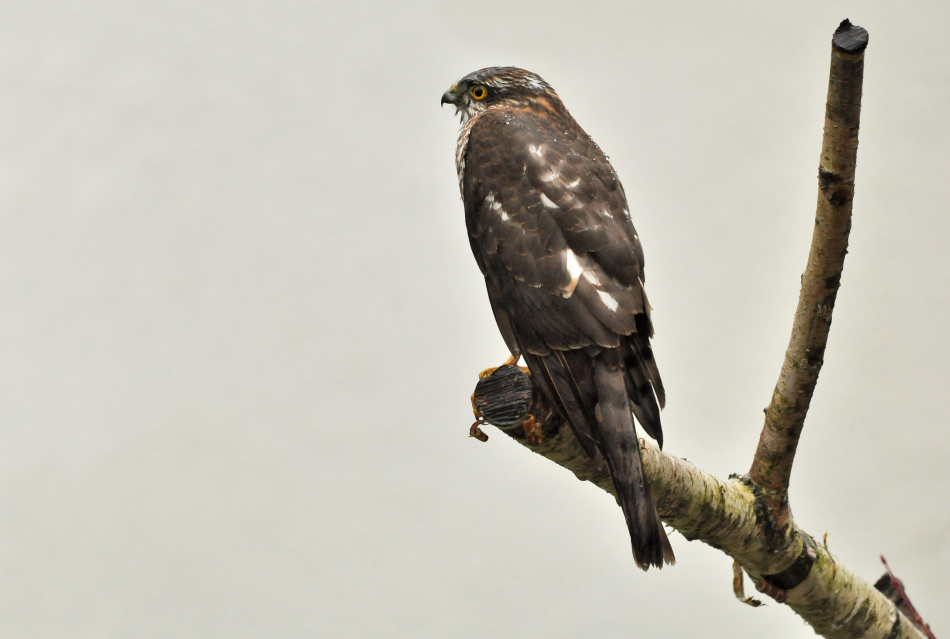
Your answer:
[528,144,548,159]
[485,192,510,221]
[563,250,583,297]
[565,250,583,279]
[540,193,558,209]
[540,169,559,183]
[583,269,601,286]
[597,290,620,311]
[567,178,581,188]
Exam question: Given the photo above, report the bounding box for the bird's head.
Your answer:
[441,67,559,123]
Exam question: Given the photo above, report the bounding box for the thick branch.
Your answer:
[749,20,868,499]
[465,19,929,639]
[471,368,925,639]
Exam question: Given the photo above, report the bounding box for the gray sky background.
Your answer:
[1,1,947,637]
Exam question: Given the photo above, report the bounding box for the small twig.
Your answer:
[469,420,489,442]
[732,562,764,607]
[879,556,936,639]
[749,19,868,508]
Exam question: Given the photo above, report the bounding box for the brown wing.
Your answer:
[461,99,673,568]
[463,107,665,441]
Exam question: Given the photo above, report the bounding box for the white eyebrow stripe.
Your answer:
[539,193,558,209]
[524,77,545,91]
[597,290,620,311]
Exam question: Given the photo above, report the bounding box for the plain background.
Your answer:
[1,1,947,637]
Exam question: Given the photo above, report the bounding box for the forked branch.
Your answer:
[748,20,868,507]
[469,387,925,638]
[466,20,933,639]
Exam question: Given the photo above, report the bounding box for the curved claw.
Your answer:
[469,421,489,442]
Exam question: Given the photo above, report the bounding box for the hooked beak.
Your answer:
[441,86,458,107]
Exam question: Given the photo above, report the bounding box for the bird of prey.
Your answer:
[442,67,674,570]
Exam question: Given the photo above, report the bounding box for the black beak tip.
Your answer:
[441,90,456,107]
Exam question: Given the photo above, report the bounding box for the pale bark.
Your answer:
[467,20,931,639]
[749,20,869,512]
[475,387,925,639]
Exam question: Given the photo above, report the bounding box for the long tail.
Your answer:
[593,350,675,570]
[524,347,674,570]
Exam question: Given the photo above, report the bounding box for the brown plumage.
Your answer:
[443,67,674,570]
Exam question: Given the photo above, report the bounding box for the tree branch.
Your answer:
[471,372,926,639]
[466,19,933,639]
[749,20,868,506]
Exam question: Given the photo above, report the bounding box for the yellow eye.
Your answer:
[470,85,488,100]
